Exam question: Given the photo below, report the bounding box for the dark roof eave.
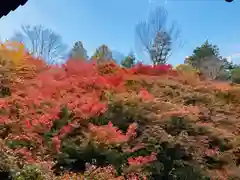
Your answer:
[0,1,28,19]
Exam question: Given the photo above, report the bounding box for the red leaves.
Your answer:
[131,63,175,76]
[1,57,163,173]
[52,136,61,153]
[1,59,131,161]
[138,89,154,101]
[24,112,59,133]
[104,75,124,87]
[88,121,137,145]
[204,148,219,157]
[2,50,239,179]
[15,147,35,163]
[0,116,8,124]
[128,152,157,166]
[0,98,7,108]
[59,123,74,138]
[24,119,31,129]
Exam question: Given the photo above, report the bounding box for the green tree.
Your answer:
[186,40,233,80]
[231,67,240,83]
[215,58,239,81]
[91,44,112,62]
[70,41,88,60]
[193,40,220,58]
[121,51,136,68]
[186,40,221,68]
[222,58,240,71]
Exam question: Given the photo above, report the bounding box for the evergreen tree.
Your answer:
[70,41,88,60]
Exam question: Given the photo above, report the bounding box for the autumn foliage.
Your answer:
[1,42,240,179]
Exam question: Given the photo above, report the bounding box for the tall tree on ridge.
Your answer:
[186,40,231,80]
[92,44,112,62]
[70,41,88,60]
[135,6,181,65]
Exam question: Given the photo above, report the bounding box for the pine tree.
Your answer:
[70,41,88,60]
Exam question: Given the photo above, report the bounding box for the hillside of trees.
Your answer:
[1,6,240,180]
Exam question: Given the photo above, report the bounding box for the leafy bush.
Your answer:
[14,165,45,180]
[175,64,198,73]
[132,63,177,76]
[175,64,201,85]
[231,68,240,84]
[0,41,240,179]
[215,70,230,81]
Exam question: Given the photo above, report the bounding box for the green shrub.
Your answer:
[215,70,230,81]
[13,165,45,180]
[231,68,240,84]
[175,64,198,73]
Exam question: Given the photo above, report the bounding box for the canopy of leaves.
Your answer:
[121,51,136,68]
[91,44,112,62]
[1,40,240,180]
[70,41,88,60]
[185,41,236,80]
[193,40,220,59]
[187,41,221,67]
[231,67,240,83]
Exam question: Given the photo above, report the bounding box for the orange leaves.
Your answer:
[88,122,137,145]
[58,123,74,138]
[160,105,200,121]
[65,96,107,118]
[104,75,124,88]
[0,98,7,108]
[2,51,230,179]
[15,147,35,163]
[138,89,154,101]
[127,152,157,166]
[210,81,232,91]
[204,148,219,157]
[1,58,134,163]
[51,136,61,153]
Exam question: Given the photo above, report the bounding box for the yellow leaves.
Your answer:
[0,41,27,67]
[175,64,199,73]
[175,64,200,85]
[0,41,31,87]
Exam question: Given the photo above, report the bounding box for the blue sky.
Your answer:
[0,0,239,65]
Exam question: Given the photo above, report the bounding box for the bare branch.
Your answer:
[135,6,182,65]
[11,24,67,64]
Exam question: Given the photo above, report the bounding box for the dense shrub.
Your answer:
[0,41,240,179]
[231,68,240,84]
[175,64,198,73]
[132,63,177,76]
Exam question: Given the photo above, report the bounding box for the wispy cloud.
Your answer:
[226,52,240,62]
